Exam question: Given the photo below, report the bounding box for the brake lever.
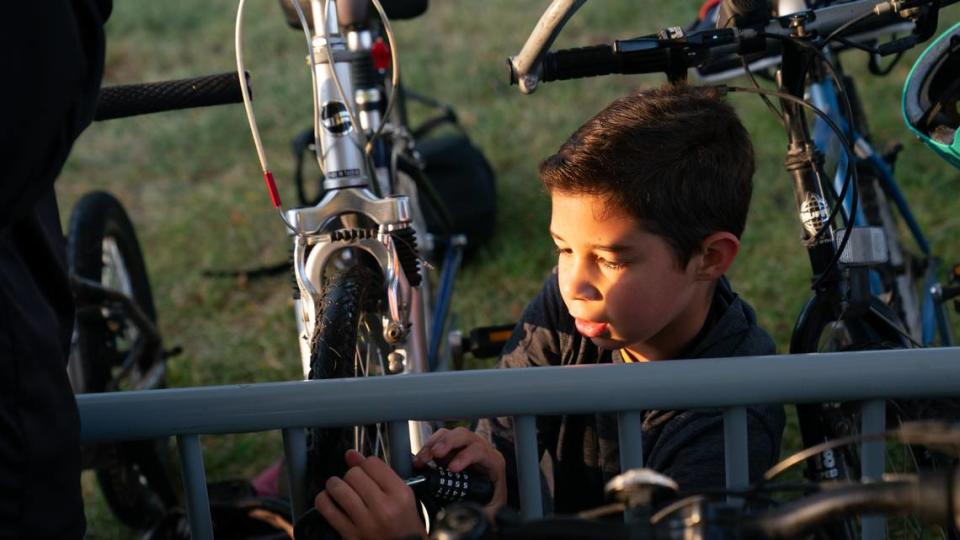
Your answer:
[508,0,586,94]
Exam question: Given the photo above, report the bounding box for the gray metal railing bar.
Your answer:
[77,347,960,535]
[860,399,887,480]
[723,406,749,493]
[177,434,214,540]
[513,415,544,520]
[79,348,960,443]
[861,399,886,539]
[282,428,308,523]
[617,410,644,472]
[388,420,413,479]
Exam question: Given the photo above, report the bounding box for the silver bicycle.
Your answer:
[236,0,471,506]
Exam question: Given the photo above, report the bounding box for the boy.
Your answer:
[312,83,785,539]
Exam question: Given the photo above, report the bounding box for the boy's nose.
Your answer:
[563,258,602,302]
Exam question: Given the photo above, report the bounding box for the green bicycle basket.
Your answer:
[902,22,960,169]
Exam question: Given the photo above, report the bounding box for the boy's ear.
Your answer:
[693,232,740,280]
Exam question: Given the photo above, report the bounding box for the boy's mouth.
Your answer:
[574,318,609,338]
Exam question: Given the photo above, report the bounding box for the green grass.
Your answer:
[60,1,960,536]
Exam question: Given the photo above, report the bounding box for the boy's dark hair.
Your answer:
[540,84,755,267]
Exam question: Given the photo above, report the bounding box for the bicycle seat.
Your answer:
[279,0,428,31]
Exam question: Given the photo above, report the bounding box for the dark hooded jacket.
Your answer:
[476,271,785,514]
[1,1,111,537]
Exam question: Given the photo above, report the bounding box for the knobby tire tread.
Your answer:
[305,263,385,504]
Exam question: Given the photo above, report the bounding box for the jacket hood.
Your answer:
[682,277,775,359]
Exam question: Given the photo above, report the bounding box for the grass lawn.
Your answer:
[60,1,960,537]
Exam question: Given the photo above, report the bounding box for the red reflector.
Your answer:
[371,38,391,72]
[263,171,281,208]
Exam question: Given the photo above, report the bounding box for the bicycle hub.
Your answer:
[384,321,408,344]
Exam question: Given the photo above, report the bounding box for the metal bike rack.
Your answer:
[79,347,960,539]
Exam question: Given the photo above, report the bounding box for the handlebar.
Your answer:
[509,0,958,92]
[93,71,249,121]
[530,29,734,85]
[508,0,586,93]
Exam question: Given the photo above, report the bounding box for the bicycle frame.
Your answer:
[809,69,954,346]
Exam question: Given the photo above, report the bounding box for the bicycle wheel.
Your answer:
[305,262,393,502]
[792,297,958,538]
[67,191,178,530]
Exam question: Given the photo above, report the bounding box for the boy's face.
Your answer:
[550,191,711,360]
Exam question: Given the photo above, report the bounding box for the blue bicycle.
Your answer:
[507,0,960,536]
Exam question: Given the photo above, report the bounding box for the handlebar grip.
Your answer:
[539,40,672,84]
[540,44,619,82]
[93,72,249,121]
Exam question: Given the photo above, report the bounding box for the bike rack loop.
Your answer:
[78,347,960,539]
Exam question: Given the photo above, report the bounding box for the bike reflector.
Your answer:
[372,37,391,72]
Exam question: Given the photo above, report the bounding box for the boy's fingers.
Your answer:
[421,428,492,469]
[416,426,476,463]
[414,428,450,465]
[343,463,387,508]
[314,491,358,538]
[439,427,483,450]
[357,455,410,494]
[423,428,450,447]
[344,448,364,468]
[325,476,369,520]
[446,442,488,473]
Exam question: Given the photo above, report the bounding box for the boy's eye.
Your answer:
[554,246,572,256]
[597,256,625,270]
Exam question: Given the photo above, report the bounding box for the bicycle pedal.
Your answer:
[163,345,184,359]
[935,284,960,314]
[950,263,960,283]
[945,264,960,313]
[465,324,516,359]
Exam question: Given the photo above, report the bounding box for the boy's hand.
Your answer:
[414,427,507,519]
[314,449,426,540]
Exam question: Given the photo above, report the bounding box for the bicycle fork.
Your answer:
[287,189,430,465]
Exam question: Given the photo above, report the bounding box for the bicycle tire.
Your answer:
[305,262,392,504]
[853,167,960,535]
[791,296,958,538]
[66,191,178,530]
